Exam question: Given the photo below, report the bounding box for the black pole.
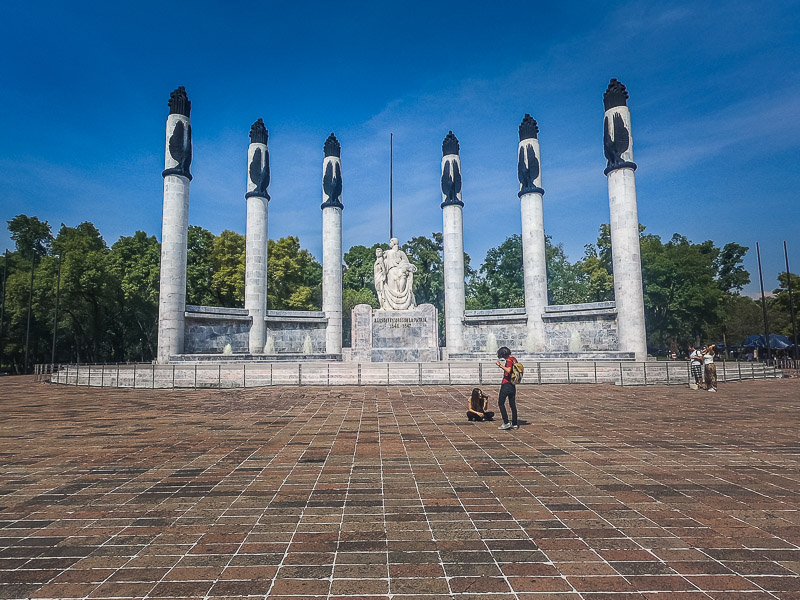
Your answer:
[756,242,771,363]
[24,255,36,374]
[389,132,393,240]
[0,249,8,370]
[51,256,61,365]
[784,241,798,361]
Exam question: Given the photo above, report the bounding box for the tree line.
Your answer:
[1,214,797,372]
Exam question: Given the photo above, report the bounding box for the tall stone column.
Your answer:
[157,87,192,364]
[517,114,548,353]
[440,131,465,355]
[321,133,343,355]
[245,118,270,354]
[603,78,647,361]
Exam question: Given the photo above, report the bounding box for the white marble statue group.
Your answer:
[373,238,417,311]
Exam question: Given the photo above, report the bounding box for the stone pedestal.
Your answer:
[350,303,439,362]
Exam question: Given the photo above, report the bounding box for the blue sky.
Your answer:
[1,0,799,295]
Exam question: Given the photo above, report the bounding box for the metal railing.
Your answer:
[34,360,781,389]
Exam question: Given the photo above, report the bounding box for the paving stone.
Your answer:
[0,376,798,597]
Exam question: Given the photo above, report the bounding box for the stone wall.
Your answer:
[184,305,327,355]
[461,302,619,355]
[463,308,528,354]
[543,302,618,352]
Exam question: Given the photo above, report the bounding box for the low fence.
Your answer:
[35,360,781,389]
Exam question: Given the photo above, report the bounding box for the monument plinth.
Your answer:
[351,303,439,362]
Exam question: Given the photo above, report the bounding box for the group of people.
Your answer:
[466,346,520,430]
[688,343,718,392]
[466,343,722,430]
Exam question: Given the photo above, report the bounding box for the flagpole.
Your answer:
[390,133,393,240]
[785,241,798,361]
[756,242,771,364]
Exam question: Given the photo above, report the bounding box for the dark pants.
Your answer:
[498,383,517,425]
[467,411,495,421]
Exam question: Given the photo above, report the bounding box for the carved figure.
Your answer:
[603,112,636,175]
[441,159,461,205]
[374,238,417,311]
[168,120,192,179]
[373,248,388,310]
[249,147,270,199]
[323,160,343,207]
[517,144,539,193]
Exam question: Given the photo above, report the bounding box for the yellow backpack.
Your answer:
[510,360,524,384]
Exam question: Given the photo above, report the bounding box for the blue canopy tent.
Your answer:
[742,334,793,349]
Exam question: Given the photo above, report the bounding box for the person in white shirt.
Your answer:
[688,344,703,389]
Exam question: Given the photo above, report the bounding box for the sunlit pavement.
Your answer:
[1,377,799,599]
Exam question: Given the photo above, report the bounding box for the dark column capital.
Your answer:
[168,87,191,117]
[603,78,629,111]
[249,118,268,144]
[442,131,460,156]
[324,133,341,158]
[518,114,539,141]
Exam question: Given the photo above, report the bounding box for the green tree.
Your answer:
[469,234,589,309]
[8,214,53,260]
[4,215,54,372]
[771,271,800,339]
[403,234,446,308]
[546,237,590,305]
[51,223,118,363]
[210,230,245,307]
[640,233,726,350]
[267,236,322,310]
[186,225,216,306]
[343,244,383,294]
[108,232,161,360]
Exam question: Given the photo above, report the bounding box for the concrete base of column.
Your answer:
[442,204,465,354]
[608,167,647,361]
[322,207,342,354]
[157,174,190,364]
[245,196,268,354]
[520,192,547,353]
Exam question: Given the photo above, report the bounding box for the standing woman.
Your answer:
[495,347,519,430]
[703,344,717,392]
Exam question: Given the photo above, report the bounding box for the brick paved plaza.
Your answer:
[1,377,799,599]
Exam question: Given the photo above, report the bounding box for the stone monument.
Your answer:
[375,238,417,311]
[157,87,192,364]
[517,114,548,353]
[350,239,438,362]
[603,79,647,361]
[244,118,270,354]
[440,131,466,355]
[321,133,344,355]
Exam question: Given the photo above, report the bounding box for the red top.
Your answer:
[501,356,517,384]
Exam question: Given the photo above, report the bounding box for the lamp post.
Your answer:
[756,242,771,364]
[51,255,62,366]
[24,255,36,374]
[785,241,798,361]
[0,250,8,370]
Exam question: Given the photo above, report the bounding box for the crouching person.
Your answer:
[467,388,495,422]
